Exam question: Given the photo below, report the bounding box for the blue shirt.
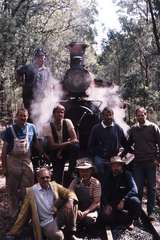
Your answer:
[32,183,55,227]
[88,121,127,159]
[1,122,38,153]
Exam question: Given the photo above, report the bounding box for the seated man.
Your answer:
[44,104,79,185]
[99,156,141,230]
[7,167,78,240]
[69,158,101,231]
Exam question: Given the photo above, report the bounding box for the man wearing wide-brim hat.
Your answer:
[99,156,141,230]
[69,157,101,231]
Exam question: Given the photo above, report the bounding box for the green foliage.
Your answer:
[0,0,98,120]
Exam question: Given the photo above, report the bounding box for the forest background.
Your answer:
[0,0,160,124]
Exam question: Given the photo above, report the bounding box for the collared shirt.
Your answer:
[32,183,55,227]
[134,120,151,128]
[88,122,127,159]
[101,121,114,128]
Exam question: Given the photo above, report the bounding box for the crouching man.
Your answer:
[99,156,141,230]
[69,158,101,231]
[7,167,78,240]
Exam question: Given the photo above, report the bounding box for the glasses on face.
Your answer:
[40,176,50,180]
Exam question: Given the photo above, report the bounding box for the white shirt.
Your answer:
[32,183,55,227]
[101,121,114,128]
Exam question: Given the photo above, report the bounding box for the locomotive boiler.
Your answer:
[61,42,101,152]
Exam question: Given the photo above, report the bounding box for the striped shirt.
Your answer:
[69,176,101,202]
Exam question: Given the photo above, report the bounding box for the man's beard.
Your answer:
[113,169,123,176]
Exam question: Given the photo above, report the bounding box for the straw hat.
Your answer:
[76,157,93,169]
[110,156,126,164]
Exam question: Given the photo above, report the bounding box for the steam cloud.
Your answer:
[31,74,63,135]
[30,67,129,136]
[87,81,129,134]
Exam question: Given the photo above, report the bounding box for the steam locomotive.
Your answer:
[61,42,101,152]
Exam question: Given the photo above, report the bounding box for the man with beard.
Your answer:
[123,107,160,221]
[99,156,140,230]
[88,107,127,181]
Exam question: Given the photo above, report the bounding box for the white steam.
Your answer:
[87,82,129,134]
[31,76,63,135]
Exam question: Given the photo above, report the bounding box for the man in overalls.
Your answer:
[69,158,101,231]
[1,108,40,217]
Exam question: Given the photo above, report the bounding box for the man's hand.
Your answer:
[117,199,125,210]
[68,139,79,144]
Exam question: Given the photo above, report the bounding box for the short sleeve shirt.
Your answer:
[1,122,38,153]
[69,176,101,202]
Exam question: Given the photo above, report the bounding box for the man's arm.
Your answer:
[47,135,74,150]
[123,171,138,200]
[55,182,78,203]
[153,124,160,164]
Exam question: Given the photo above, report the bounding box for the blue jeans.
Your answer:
[133,161,156,215]
[94,155,111,183]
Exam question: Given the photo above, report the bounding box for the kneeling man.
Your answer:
[7,167,78,240]
[99,156,141,230]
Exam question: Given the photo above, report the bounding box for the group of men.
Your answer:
[1,48,160,239]
[1,103,160,239]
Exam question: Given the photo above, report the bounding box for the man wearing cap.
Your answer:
[16,48,52,116]
[99,156,141,229]
[88,107,128,181]
[7,167,78,240]
[69,158,101,230]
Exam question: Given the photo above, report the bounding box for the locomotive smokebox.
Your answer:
[63,42,93,97]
